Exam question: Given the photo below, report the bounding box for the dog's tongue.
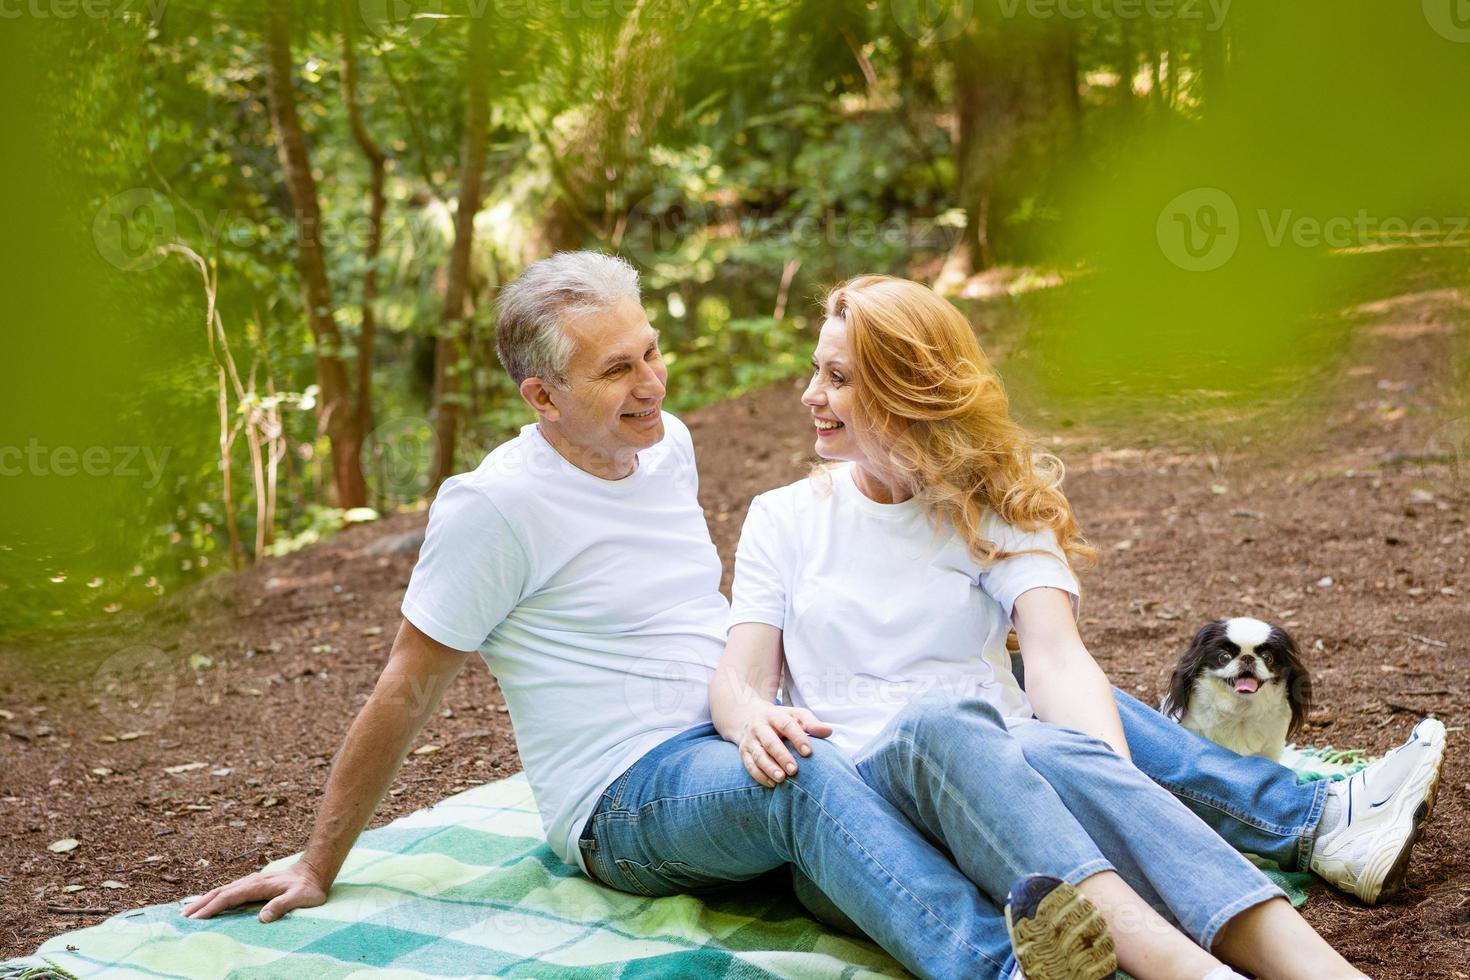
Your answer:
[1234,676,1260,694]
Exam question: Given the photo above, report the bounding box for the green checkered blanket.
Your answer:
[3,773,906,979]
[6,747,1353,980]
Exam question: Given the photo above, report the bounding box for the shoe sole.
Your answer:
[1373,747,1444,903]
[1005,880,1116,980]
[1362,729,1446,905]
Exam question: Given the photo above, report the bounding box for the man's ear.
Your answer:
[519,377,561,422]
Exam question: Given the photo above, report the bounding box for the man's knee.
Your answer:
[890,695,1007,743]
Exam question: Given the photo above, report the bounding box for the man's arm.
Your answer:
[181,619,471,922]
[1012,587,1131,761]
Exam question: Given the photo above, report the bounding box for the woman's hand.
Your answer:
[736,705,833,788]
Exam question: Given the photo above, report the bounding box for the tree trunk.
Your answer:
[263,0,367,508]
[339,0,387,441]
[940,11,1078,285]
[1199,18,1228,113]
[429,9,491,492]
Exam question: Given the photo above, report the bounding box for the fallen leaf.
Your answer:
[211,768,233,777]
[189,654,214,671]
[311,644,333,654]
[163,762,208,774]
[118,731,145,741]
[101,880,127,889]
[48,838,80,853]
[361,626,383,637]
[0,709,12,721]
[412,744,441,756]
[90,767,112,777]
[62,884,85,893]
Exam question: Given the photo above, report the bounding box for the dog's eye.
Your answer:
[1259,650,1276,666]
[1212,650,1232,666]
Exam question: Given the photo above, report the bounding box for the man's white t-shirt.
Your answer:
[728,463,1081,758]
[401,413,728,873]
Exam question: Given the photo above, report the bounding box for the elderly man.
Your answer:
[184,252,1446,980]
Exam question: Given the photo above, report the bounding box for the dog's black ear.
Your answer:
[1277,627,1312,740]
[1163,621,1220,720]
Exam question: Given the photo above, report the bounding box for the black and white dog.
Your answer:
[1161,617,1312,761]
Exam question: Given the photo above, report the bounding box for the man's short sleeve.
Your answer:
[401,477,528,652]
[976,511,1081,624]
[728,494,790,632]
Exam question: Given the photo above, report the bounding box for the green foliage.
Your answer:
[5,0,1468,634]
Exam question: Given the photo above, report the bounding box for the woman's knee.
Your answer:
[1009,721,1115,769]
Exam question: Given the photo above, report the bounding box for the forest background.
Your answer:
[1,0,1467,635]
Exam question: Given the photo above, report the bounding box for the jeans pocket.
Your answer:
[614,858,710,898]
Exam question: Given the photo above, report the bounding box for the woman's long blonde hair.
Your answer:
[823,275,1095,573]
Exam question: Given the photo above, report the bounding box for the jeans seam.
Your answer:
[1147,775,1305,837]
[633,785,773,812]
[784,775,1012,974]
[1058,858,1115,889]
[1197,881,1284,951]
[1295,778,1331,870]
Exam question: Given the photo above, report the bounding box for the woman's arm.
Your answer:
[1012,587,1131,760]
[711,622,833,787]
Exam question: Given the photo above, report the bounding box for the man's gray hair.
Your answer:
[495,251,642,386]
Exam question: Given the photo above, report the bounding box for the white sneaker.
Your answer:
[1310,717,1446,904]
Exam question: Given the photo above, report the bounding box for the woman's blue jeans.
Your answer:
[577,688,1324,980]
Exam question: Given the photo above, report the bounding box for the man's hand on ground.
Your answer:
[180,863,328,923]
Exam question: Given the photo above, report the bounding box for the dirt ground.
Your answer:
[3,255,1468,976]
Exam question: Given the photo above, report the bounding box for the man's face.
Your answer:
[539,295,667,470]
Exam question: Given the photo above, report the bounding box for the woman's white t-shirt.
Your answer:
[728,463,1081,758]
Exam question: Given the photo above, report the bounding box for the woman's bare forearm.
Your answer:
[711,623,784,743]
[1024,649,1130,760]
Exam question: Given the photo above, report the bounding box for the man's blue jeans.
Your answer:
[577,688,1323,980]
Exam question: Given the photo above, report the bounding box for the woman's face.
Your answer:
[801,317,871,468]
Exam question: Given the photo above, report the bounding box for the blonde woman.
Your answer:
[712,276,1374,980]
